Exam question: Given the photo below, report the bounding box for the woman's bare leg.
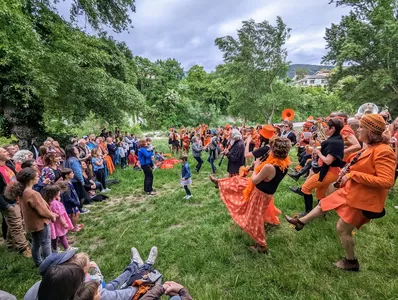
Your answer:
[336,218,356,260]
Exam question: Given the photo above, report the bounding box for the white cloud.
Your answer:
[57,0,350,70]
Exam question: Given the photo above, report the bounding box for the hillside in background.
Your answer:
[287,64,334,78]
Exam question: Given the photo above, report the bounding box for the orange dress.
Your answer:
[218,176,281,247]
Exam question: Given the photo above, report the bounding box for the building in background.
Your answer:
[293,70,331,87]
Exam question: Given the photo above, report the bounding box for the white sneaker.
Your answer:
[182,195,188,199]
[101,189,106,193]
[131,247,144,267]
[146,246,158,265]
[185,195,192,200]
[66,246,78,251]
[394,206,398,209]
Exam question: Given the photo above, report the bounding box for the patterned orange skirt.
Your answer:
[320,183,370,229]
[218,176,281,246]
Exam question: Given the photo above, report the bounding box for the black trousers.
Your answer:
[95,168,107,189]
[184,185,191,195]
[121,157,127,168]
[72,181,86,208]
[194,156,204,172]
[142,164,154,193]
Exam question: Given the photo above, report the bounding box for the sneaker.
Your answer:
[80,208,90,214]
[185,195,192,200]
[104,188,111,192]
[395,206,398,209]
[131,247,144,267]
[52,248,61,253]
[182,195,188,199]
[22,248,32,258]
[146,246,158,265]
[66,246,78,251]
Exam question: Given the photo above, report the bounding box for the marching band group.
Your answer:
[170,105,398,272]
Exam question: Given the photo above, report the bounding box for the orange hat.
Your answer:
[360,114,386,135]
[225,124,231,129]
[259,125,275,139]
[307,116,314,123]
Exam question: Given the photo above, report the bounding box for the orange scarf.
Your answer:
[242,154,291,201]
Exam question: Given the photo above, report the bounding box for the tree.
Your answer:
[215,18,291,123]
[25,0,136,32]
[295,67,308,80]
[0,1,144,145]
[324,0,398,115]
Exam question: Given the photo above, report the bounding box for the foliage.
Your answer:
[0,1,144,145]
[215,18,291,123]
[0,135,18,147]
[295,67,308,80]
[25,0,136,33]
[324,0,398,115]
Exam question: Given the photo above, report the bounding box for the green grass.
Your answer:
[1,139,398,299]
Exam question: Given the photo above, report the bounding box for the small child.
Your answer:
[154,151,164,169]
[42,185,76,252]
[117,141,127,169]
[180,155,192,199]
[128,150,141,170]
[74,281,100,300]
[70,252,105,289]
[146,138,155,168]
[59,170,84,232]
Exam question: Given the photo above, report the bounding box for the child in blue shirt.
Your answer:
[180,155,192,199]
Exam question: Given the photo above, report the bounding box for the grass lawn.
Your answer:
[1,139,398,299]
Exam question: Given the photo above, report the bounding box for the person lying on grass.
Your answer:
[24,247,192,300]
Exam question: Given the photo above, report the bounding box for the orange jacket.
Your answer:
[346,143,396,212]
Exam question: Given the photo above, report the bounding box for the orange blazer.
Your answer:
[346,143,396,212]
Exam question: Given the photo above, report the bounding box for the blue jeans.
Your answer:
[194,156,203,172]
[31,223,51,267]
[207,155,216,173]
[95,181,104,191]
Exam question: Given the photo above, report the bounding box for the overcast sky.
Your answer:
[59,0,349,71]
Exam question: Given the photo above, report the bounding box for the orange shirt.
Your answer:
[346,144,396,212]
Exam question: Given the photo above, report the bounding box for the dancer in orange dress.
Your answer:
[210,137,291,254]
[286,114,396,271]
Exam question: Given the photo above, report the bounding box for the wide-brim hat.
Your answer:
[259,125,275,139]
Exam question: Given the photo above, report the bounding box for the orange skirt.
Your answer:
[218,176,281,246]
[320,183,370,229]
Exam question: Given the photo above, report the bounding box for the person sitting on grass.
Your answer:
[128,150,141,170]
[58,170,84,232]
[180,155,192,200]
[154,151,164,169]
[24,246,192,300]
